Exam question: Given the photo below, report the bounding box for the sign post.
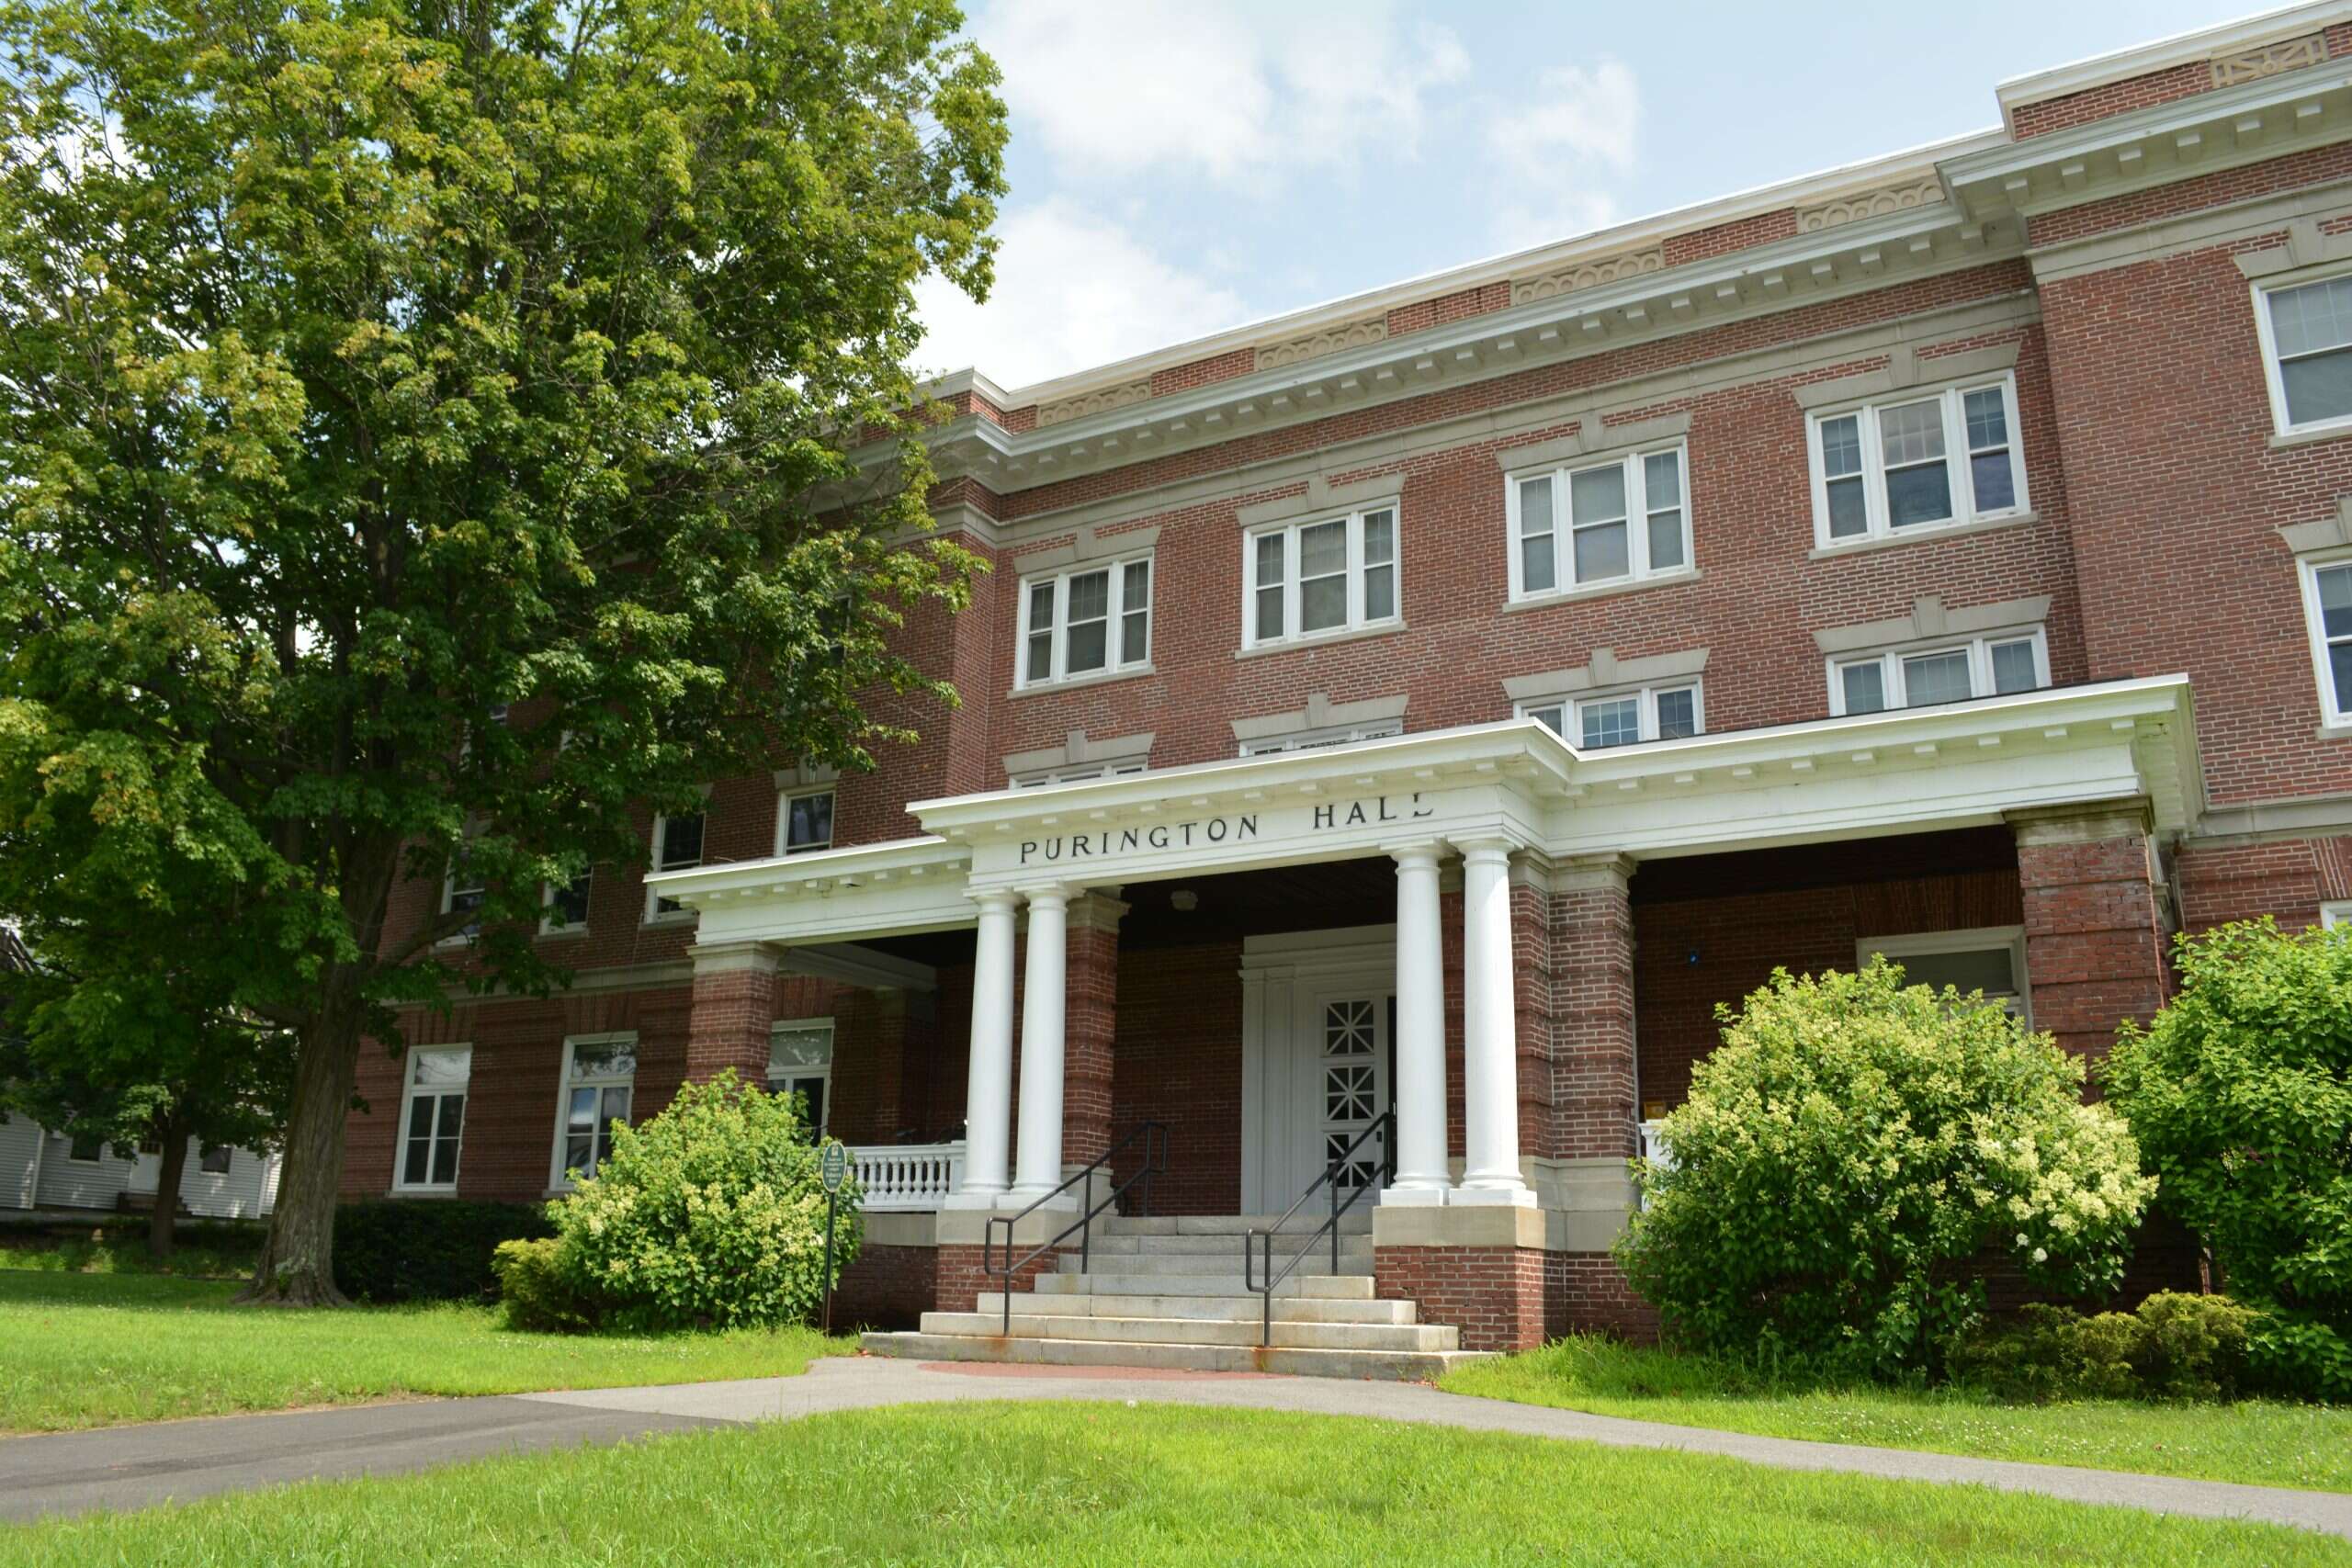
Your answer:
[820,1142,847,1335]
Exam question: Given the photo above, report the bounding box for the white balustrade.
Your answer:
[848,1143,966,1211]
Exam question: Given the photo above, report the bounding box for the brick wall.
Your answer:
[1374,1244,1545,1353]
[2014,811,2169,1065]
[829,1242,936,1331]
[1546,1251,1660,1343]
[1111,939,1243,1214]
[935,1242,1067,1314]
[1548,862,1637,1160]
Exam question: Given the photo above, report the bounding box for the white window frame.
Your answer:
[1806,374,2029,548]
[1236,721,1403,758]
[2255,269,2352,439]
[2321,901,2352,930]
[1519,681,1704,749]
[1010,761,1150,789]
[1240,502,1402,650]
[1506,441,1692,602]
[767,1017,835,1135]
[1826,627,2050,716]
[539,871,591,936]
[643,806,706,923]
[1857,926,2032,1025]
[1014,554,1153,688]
[393,1045,471,1194]
[437,820,486,948]
[776,787,836,856]
[2297,551,2352,733]
[549,1032,637,1190]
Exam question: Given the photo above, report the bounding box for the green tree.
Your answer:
[2106,919,2352,1398]
[0,0,1005,1302]
[1618,960,2154,1377]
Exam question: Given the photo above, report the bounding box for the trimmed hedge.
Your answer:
[334,1200,554,1303]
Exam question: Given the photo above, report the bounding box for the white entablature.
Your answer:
[645,673,2199,943]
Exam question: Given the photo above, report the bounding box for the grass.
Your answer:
[0,1221,265,1281]
[5,1403,2346,1565]
[0,1269,850,1434]
[1441,1334,2352,1495]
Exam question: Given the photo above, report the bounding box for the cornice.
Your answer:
[1996,3,2349,130]
[892,200,2026,501]
[1948,60,2352,224]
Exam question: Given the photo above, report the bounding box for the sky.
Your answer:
[911,0,2267,391]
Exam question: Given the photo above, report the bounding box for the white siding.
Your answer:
[130,1139,278,1219]
[34,1132,134,1211]
[0,1111,41,1210]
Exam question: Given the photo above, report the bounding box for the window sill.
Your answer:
[1808,510,2038,558]
[1234,621,1406,660]
[639,910,698,930]
[537,925,590,942]
[1505,569,1702,613]
[2270,422,2352,451]
[386,1186,458,1200]
[1008,662,1157,700]
[2316,722,2352,740]
[544,1185,576,1199]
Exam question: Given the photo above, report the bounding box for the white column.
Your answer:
[1456,839,1534,1206]
[944,889,1018,1209]
[1384,841,1451,1206]
[1009,885,1071,1203]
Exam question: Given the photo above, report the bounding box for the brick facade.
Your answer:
[348,16,2352,1344]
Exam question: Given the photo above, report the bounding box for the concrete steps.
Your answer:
[860,1213,1486,1382]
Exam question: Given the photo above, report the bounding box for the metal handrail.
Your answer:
[1242,1111,1395,1348]
[981,1121,1169,1335]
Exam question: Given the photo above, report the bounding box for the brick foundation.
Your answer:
[1545,1251,1659,1343]
[934,1242,1069,1314]
[1374,1244,1545,1352]
[829,1242,937,1331]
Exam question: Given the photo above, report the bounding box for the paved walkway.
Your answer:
[4,1356,2348,1540]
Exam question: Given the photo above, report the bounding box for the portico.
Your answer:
[646,671,2200,1348]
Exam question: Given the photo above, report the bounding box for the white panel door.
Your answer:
[1282,989,1391,1202]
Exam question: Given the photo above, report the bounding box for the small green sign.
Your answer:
[820,1142,848,1193]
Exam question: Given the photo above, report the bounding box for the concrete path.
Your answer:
[5,1355,2349,1541]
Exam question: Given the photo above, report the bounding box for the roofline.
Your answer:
[1996,0,2352,129]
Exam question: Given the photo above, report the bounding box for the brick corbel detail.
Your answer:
[1062,892,1126,1168]
[1551,854,1639,1158]
[2008,800,2170,1064]
[684,942,782,1082]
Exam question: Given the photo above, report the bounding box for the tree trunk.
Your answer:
[146,1104,192,1260]
[241,973,366,1306]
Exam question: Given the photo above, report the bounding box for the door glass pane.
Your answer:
[1580,696,1641,749]
[1989,639,2039,694]
[1655,687,1698,739]
[1841,660,1887,714]
[1902,649,1973,706]
[1324,998,1374,1055]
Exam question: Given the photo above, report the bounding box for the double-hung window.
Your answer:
[767,1020,834,1136]
[1017,557,1151,687]
[1808,376,2026,547]
[779,789,834,855]
[644,808,705,920]
[552,1035,634,1187]
[541,870,590,935]
[1510,445,1690,600]
[1828,629,2047,716]
[2257,273,2352,435]
[1521,682,1703,749]
[1242,505,1399,649]
[396,1046,469,1192]
[439,820,486,944]
[2298,555,2352,728]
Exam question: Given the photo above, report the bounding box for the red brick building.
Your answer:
[350,6,2352,1370]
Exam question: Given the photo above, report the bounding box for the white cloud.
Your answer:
[1484,60,1641,252]
[977,0,1469,188]
[911,200,1250,389]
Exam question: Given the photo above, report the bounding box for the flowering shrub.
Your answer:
[1951,1292,2262,1403]
[542,1072,860,1332]
[2105,919,2352,1401]
[1617,960,2154,1377]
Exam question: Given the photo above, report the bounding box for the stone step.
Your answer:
[1031,1270,1375,1300]
[1057,1248,1366,1277]
[977,1291,1415,1325]
[919,1311,1458,1353]
[1098,1213,1374,1236]
[861,1330,1487,1382]
[1084,1232,1373,1258]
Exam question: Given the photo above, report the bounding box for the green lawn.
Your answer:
[1441,1335,2352,1495]
[5,1403,2344,1565]
[0,1269,849,1433]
